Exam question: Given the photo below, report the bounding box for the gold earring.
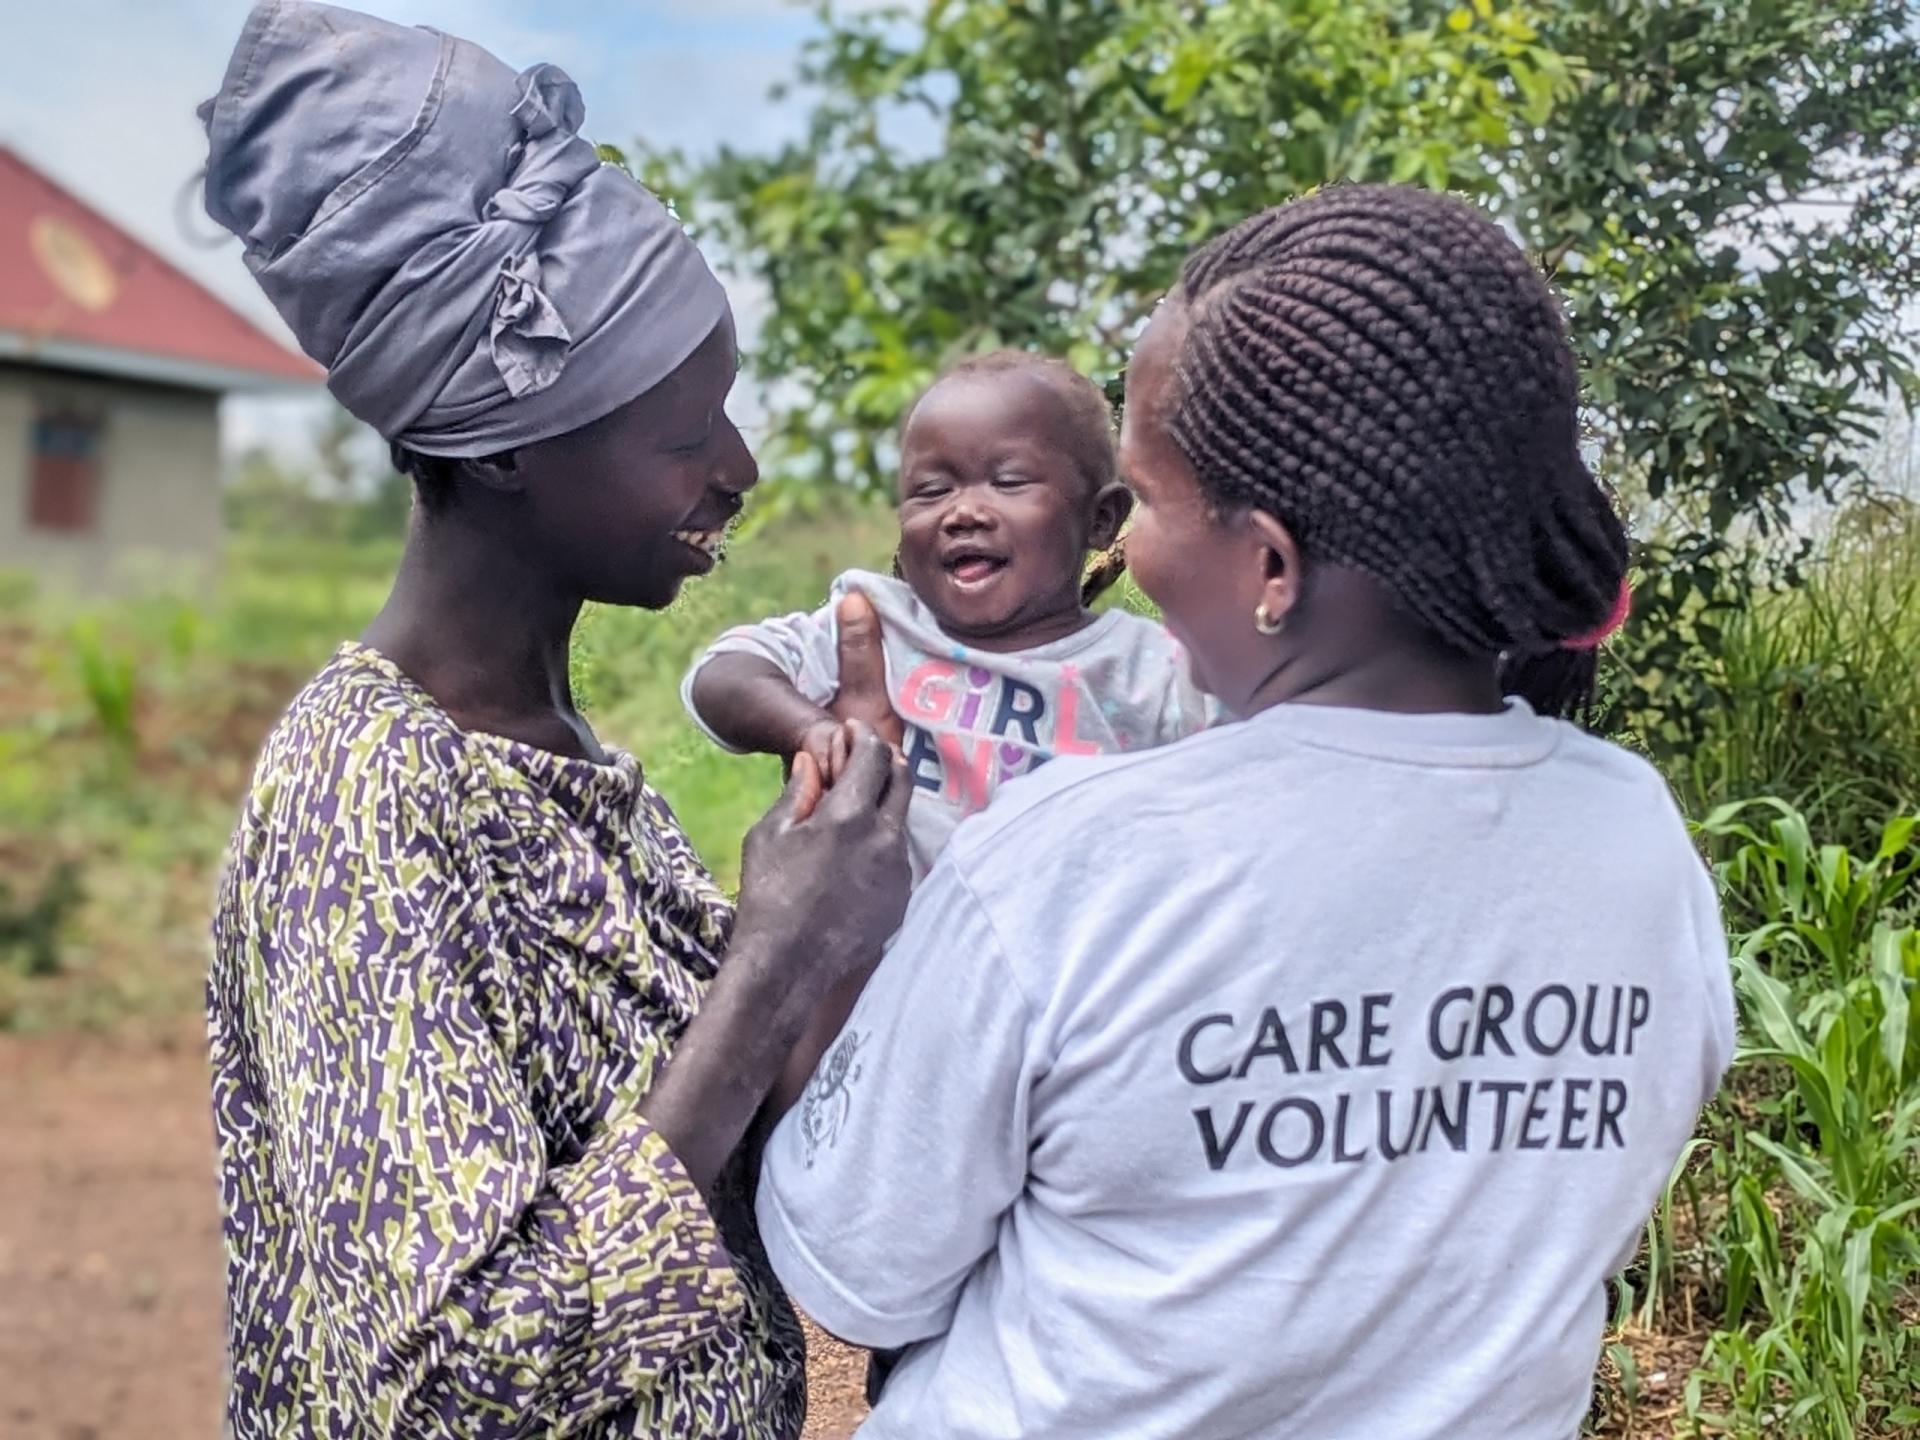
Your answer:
[1253,601,1284,636]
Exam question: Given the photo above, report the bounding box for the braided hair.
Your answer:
[895,350,1130,607]
[1167,184,1629,719]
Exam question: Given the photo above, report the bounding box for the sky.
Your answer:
[0,0,833,461]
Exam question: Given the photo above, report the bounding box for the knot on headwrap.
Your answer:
[199,0,730,458]
[509,62,584,140]
[492,252,571,398]
[486,65,593,226]
[484,65,593,397]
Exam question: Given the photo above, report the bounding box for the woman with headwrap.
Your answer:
[199,5,912,1437]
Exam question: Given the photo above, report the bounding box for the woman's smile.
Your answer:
[671,524,729,570]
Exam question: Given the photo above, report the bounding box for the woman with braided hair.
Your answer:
[758,185,1733,1439]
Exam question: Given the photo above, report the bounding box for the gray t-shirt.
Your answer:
[758,700,1737,1440]
[682,569,1212,878]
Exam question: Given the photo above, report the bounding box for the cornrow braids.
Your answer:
[1170,184,1629,721]
[897,349,1135,609]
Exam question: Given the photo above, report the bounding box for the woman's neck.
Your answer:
[1231,562,1506,720]
[1239,643,1506,718]
[361,513,604,761]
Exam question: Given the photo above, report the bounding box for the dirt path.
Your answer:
[0,1029,869,1438]
[0,1027,225,1440]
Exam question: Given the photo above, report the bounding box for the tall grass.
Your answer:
[1664,516,1920,848]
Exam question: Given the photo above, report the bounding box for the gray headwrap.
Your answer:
[200,0,729,457]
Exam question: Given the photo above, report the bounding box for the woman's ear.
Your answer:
[460,450,524,497]
[1245,508,1305,626]
[1088,481,1133,551]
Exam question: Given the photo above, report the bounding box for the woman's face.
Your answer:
[1119,301,1278,713]
[510,316,757,610]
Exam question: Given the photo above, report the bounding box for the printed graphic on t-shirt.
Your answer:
[800,1028,867,1169]
[1177,983,1654,1171]
[895,659,1106,819]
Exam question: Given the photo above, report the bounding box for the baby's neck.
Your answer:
[932,600,1097,655]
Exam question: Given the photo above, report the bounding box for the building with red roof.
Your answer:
[0,144,319,590]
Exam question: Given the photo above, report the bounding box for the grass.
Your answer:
[1656,516,1920,851]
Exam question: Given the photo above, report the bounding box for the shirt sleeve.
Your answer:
[680,599,844,750]
[755,853,1033,1348]
[1151,631,1225,741]
[1687,850,1738,1099]
[252,753,746,1438]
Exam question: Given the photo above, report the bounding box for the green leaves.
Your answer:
[1659,800,1920,1436]
[655,0,1559,490]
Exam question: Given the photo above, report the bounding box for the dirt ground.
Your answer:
[0,1027,870,1439]
[0,1025,1701,1439]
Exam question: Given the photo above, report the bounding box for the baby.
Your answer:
[682,351,1212,879]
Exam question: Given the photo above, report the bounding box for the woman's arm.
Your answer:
[645,729,913,1190]
[770,969,869,1116]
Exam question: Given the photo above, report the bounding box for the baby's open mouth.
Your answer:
[942,547,1008,586]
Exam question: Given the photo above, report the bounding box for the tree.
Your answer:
[648,0,1565,488]
[1509,1,1920,746]
[651,0,1920,751]
[223,444,329,536]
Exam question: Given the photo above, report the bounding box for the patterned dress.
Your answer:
[208,643,805,1439]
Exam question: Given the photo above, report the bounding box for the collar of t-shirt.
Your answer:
[1244,696,1562,769]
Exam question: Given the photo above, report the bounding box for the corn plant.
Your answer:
[67,616,139,759]
[1698,800,1920,986]
[1668,802,1920,1438]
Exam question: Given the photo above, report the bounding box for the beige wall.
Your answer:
[0,367,223,595]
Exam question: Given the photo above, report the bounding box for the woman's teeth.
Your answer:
[673,528,725,560]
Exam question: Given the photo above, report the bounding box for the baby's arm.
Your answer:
[689,655,846,777]
[683,595,852,778]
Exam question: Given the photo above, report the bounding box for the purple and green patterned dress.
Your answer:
[208,643,805,1439]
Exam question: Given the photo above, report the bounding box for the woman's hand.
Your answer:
[734,722,913,1000]
[642,725,911,1192]
[794,716,852,786]
[829,592,906,754]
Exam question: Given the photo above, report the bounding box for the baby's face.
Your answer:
[896,370,1097,650]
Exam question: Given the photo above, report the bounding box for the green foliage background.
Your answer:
[642,0,1920,799]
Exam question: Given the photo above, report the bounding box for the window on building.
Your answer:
[27,409,104,533]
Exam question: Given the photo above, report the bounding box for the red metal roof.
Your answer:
[0,145,320,391]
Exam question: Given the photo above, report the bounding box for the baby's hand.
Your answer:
[795,717,852,786]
